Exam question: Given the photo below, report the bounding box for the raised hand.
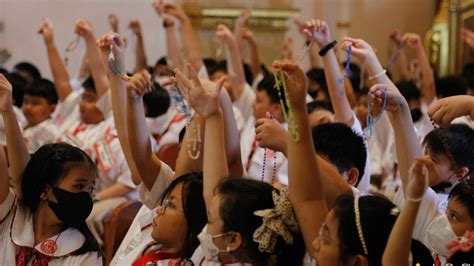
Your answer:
[406,157,430,201]
[175,64,226,118]
[428,95,474,126]
[341,37,376,62]
[272,60,308,107]
[75,19,94,38]
[163,2,187,22]
[108,13,119,32]
[0,74,13,112]
[301,19,331,48]
[127,70,153,99]
[461,28,474,49]
[216,24,236,45]
[255,114,288,153]
[236,8,251,28]
[97,32,126,70]
[38,18,54,44]
[129,20,142,37]
[389,30,404,47]
[368,84,407,115]
[240,27,256,43]
[402,33,423,52]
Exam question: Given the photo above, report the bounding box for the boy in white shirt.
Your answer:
[22,79,58,153]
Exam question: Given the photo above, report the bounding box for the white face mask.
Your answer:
[197,224,233,262]
[426,213,457,257]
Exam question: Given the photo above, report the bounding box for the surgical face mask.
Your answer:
[197,224,234,262]
[48,187,93,227]
[426,213,457,257]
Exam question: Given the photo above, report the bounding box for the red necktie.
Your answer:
[433,254,441,266]
[246,137,258,172]
[16,246,52,266]
[132,251,180,266]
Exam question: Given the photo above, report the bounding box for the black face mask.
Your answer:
[48,187,93,227]
[410,108,423,122]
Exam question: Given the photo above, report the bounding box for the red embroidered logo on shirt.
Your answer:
[40,240,57,255]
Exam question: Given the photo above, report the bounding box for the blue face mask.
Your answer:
[48,187,93,227]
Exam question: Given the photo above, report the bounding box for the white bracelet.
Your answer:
[368,69,387,80]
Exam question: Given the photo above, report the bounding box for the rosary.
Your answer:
[364,88,388,139]
[107,41,132,81]
[64,35,80,66]
[273,68,300,142]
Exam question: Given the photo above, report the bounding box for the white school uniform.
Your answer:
[23,118,57,153]
[148,108,187,150]
[241,117,289,185]
[233,83,256,125]
[0,189,103,265]
[110,162,175,266]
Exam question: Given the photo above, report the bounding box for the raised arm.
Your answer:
[382,159,428,266]
[216,24,247,99]
[38,20,73,101]
[129,20,148,72]
[0,139,8,204]
[402,33,436,104]
[75,19,109,99]
[0,74,30,199]
[428,95,474,126]
[108,14,119,33]
[240,27,261,80]
[272,61,327,258]
[164,3,203,71]
[341,37,422,193]
[97,33,142,185]
[153,1,183,70]
[304,19,353,125]
[181,63,228,208]
[389,30,410,81]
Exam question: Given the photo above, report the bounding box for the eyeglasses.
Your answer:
[156,197,183,215]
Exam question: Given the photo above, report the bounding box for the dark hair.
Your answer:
[82,76,96,93]
[333,195,432,266]
[159,172,207,258]
[312,123,367,186]
[143,84,170,118]
[20,143,101,257]
[24,78,58,104]
[0,68,7,75]
[449,179,474,219]
[157,57,167,66]
[256,75,282,105]
[448,248,474,264]
[5,73,27,107]
[307,100,334,114]
[217,179,305,265]
[203,58,218,74]
[243,63,254,85]
[209,60,228,78]
[422,124,474,174]
[462,63,474,89]
[396,81,421,101]
[436,75,468,98]
[14,62,41,81]
[306,68,328,96]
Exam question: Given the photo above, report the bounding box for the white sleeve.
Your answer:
[233,83,256,123]
[95,90,112,118]
[197,65,210,80]
[411,188,440,242]
[54,91,81,125]
[138,162,175,209]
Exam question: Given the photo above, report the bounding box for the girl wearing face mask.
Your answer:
[186,62,305,265]
[0,74,102,265]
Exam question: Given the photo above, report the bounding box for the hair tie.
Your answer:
[253,188,300,253]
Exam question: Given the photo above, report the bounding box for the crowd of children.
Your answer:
[0,1,473,265]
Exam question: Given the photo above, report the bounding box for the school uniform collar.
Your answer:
[11,204,86,257]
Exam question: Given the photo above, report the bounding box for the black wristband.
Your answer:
[318,40,337,57]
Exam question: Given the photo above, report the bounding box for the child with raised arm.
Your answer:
[343,36,474,264]
[0,74,102,265]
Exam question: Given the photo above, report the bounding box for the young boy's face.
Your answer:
[447,196,474,236]
[22,95,55,127]
[425,148,459,186]
[79,90,104,124]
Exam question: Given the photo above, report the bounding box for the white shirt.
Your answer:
[110,162,175,266]
[233,83,256,124]
[23,118,57,153]
[0,189,102,265]
[346,112,371,193]
[147,108,187,150]
[241,118,289,185]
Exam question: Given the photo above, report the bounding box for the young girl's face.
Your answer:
[313,210,342,266]
[151,183,188,252]
[53,163,96,194]
[22,95,56,127]
[447,196,474,236]
[79,90,105,124]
